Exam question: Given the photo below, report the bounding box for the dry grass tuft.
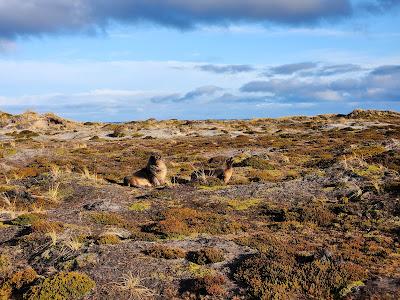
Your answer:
[113,272,156,300]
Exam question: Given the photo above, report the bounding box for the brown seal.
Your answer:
[191,157,234,184]
[124,154,167,187]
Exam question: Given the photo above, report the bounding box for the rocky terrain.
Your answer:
[0,109,399,299]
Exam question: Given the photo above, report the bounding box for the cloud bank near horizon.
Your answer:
[0,0,399,39]
[1,60,398,121]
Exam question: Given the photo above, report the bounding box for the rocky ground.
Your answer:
[0,109,399,300]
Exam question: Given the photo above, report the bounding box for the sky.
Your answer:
[0,0,399,121]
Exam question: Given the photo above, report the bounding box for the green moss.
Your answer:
[89,212,125,226]
[188,263,214,278]
[354,164,383,178]
[248,169,285,182]
[237,156,275,170]
[24,272,95,300]
[11,214,41,226]
[227,198,261,211]
[97,234,120,245]
[129,201,151,212]
[198,185,226,191]
[353,146,386,157]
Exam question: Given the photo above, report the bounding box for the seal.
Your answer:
[124,154,167,187]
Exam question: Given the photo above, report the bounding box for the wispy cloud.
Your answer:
[265,62,318,76]
[151,85,223,103]
[198,64,256,74]
[297,64,366,77]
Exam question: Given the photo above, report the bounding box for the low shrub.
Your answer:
[186,248,225,265]
[234,251,367,299]
[295,203,336,227]
[24,272,95,300]
[31,220,64,234]
[181,274,227,299]
[9,267,38,289]
[147,208,243,238]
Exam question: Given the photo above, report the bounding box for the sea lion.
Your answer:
[191,157,234,184]
[124,154,167,187]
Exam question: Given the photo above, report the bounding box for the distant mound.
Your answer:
[0,111,13,127]
[345,109,400,119]
[0,111,80,131]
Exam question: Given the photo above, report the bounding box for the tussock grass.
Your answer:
[113,272,156,300]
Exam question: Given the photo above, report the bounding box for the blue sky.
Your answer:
[0,0,399,121]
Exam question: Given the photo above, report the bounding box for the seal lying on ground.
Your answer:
[191,157,234,184]
[124,154,167,187]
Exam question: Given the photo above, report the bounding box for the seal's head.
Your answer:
[226,157,234,168]
[148,153,163,165]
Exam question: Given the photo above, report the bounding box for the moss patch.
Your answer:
[97,234,121,245]
[11,214,42,226]
[128,201,151,212]
[227,198,261,211]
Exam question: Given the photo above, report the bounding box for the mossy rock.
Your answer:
[24,272,95,300]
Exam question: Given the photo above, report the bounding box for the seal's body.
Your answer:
[124,154,167,187]
[191,157,234,184]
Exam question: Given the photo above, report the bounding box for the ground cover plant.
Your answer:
[0,109,399,299]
